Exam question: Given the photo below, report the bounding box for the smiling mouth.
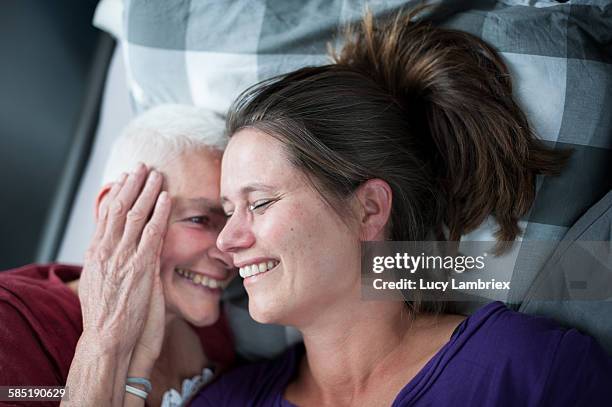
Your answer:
[239,260,280,279]
[174,268,230,289]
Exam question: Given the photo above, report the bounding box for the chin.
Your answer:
[167,302,220,327]
[176,302,220,327]
[248,297,287,325]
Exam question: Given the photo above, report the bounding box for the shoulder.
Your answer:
[459,302,569,357]
[0,263,81,324]
[190,344,302,407]
[455,301,597,364]
[544,327,612,404]
[0,263,81,299]
[451,302,612,403]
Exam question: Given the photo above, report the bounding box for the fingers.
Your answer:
[120,170,164,248]
[138,191,171,256]
[88,173,127,257]
[104,164,148,248]
[99,173,128,222]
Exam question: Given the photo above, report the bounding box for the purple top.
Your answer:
[190,302,612,406]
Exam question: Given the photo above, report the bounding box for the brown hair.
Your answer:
[227,8,570,247]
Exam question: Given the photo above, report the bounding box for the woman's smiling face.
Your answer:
[160,147,234,326]
[217,129,362,327]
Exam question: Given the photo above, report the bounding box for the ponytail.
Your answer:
[333,9,571,243]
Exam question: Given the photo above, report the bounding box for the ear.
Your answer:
[355,178,393,241]
[94,183,113,221]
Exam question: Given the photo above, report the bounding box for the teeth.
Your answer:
[239,260,279,279]
[174,268,228,289]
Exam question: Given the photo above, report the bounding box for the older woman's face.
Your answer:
[160,147,234,326]
[217,129,362,326]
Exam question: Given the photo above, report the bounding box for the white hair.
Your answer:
[102,104,227,185]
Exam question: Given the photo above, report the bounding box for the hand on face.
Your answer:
[79,163,170,358]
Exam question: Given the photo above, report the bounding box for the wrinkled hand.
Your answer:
[78,164,171,357]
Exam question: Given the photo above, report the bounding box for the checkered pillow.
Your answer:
[117,0,611,306]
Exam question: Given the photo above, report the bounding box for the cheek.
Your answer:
[255,203,307,254]
[161,230,202,272]
[298,206,360,281]
[161,226,216,265]
[160,228,182,266]
[261,200,353,271]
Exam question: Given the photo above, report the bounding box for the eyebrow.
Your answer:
[173,197,226,215]
[220,182,275,204]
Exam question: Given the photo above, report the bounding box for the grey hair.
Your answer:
[102,104,227,185]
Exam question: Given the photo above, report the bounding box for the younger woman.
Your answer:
[189,9,612,406]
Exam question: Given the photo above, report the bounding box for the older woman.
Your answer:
[0,104,237,407]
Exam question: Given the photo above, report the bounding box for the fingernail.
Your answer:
[149,170,159,181]
[119,173,128,183]
[159,191,168,203]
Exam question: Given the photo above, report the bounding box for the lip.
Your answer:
[234,257,279,268]
[242,262,280,286]
[176,267,229,282]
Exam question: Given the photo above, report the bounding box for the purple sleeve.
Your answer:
[544,329,612,405]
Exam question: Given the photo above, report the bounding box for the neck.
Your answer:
[298,300,411,396]
[148,312,207,405]
[292,298,460,405]
[152,311,204,375]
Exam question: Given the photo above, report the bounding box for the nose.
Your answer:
[217,211,256,254]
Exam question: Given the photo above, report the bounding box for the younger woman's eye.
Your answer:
[248,199,274,213]
[222,206,234,218]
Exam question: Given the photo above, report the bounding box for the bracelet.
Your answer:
[125,384,148,400]
[127,377,152,393]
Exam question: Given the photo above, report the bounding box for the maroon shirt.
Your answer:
[0,263,235,406]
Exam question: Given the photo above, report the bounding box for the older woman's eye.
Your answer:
[186,216,210,225]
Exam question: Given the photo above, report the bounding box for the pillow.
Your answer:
[520,190,612,354]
